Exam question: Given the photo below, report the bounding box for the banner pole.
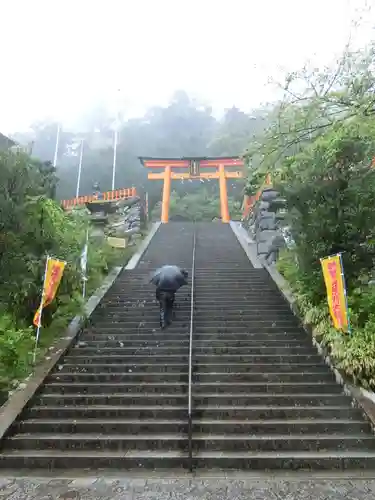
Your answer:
[82,228,89,299]
[33,255,50,363]
[338,252,351,335]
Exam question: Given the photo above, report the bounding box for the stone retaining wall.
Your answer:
[242,187,289,265]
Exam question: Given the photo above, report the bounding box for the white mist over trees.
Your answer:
[12,91,269,208]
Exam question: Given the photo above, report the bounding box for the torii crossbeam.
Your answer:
[139,156,244,223]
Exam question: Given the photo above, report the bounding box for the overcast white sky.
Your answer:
[0,0,374,134]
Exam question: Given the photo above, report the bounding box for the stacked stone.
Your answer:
[85,195,142,242]
[106,197,142,239]
[245,187,288,265]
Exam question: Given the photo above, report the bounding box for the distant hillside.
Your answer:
[0,132,15,150]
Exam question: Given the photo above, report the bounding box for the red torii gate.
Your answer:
[140,156,244,223]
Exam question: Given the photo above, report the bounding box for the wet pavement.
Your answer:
[1,474,375,499]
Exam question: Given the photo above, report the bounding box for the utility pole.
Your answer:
[111,128,118,191]
[111,88,123,191]
[53,123,61,167]
[75,139,84,198]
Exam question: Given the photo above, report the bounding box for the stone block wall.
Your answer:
[242,187,290,265]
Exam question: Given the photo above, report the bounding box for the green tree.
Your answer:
[244,42,375,194]
[244,42,375,389]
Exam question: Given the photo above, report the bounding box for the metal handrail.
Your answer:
[188,229,196,472]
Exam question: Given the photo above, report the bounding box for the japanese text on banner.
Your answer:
[33,258,66,327]
[320,254,349,332]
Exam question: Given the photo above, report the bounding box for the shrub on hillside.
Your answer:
[278,250,375,389]
[0,150,132,395]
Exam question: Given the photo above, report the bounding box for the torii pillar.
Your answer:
[218,164,230,223]
[139,157,244,223]
[161,165,172,223]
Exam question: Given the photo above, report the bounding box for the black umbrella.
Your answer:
[150,265,188,291]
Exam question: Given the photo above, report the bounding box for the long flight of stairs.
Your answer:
[0,224,195,469]
[191,223,375,469]
[0,222,375,471]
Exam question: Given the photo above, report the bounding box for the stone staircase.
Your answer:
[191,223,375,469]
[0,223,194,469]
[1,222,375,471]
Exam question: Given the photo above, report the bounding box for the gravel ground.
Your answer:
[1,474,375,499]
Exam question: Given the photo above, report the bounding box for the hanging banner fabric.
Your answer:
[33,257,66,327]
[320,254,349,332]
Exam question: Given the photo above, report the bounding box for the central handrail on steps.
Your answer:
[188,228,196,472]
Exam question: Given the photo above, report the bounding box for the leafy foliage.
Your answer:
[251,43,375,389]
[244,42,375,194]
[279,119,375,303]
[278,251,375,389]
[0,314,34,391]
[0,149,131,398]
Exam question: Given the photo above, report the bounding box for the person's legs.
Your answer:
[155,288,165,328]
[165,292,175,325]
[155,288,176,329]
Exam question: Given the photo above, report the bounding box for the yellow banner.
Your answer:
[33,258,66,327]
[320,254,348,331]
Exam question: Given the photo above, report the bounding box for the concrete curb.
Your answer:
[0,223,160,442]
[229,221,263,269]
[125,222,161,270]
[263,261,375,432]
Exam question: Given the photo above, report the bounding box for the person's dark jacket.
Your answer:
[150,265,188,292]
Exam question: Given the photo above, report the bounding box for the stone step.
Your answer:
[2,449,375,471]
[74,332,308,341]
[54,365,334,382]
[33,396,365,421]
[101,299,288,307]
[193,346,317,354]
[86,325,304,334]
[192,451,375,471]
[91,311,295,320]
[60,362,330,374]
[71,344,316,355]
[3,434,187,452]
[41,383,348,401]
[66,353,324,363]
[76,338,191,346]
[92,319,300,328]
[72,346,189,355]
[42,382,188,395]
[19,407,371,433]
[192,383,343,394]
[36,393,190,406]
[101,301,289,309]
[78,338,311,348]
[47,372,189,383]
[193,372,335,383]
[25,406,187,420]
[59,363,188,374]
[70,346,318,356]
[6,433,375,453]
[63,355,190,364]
[123,269,263,276]
[16,405,365,434]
